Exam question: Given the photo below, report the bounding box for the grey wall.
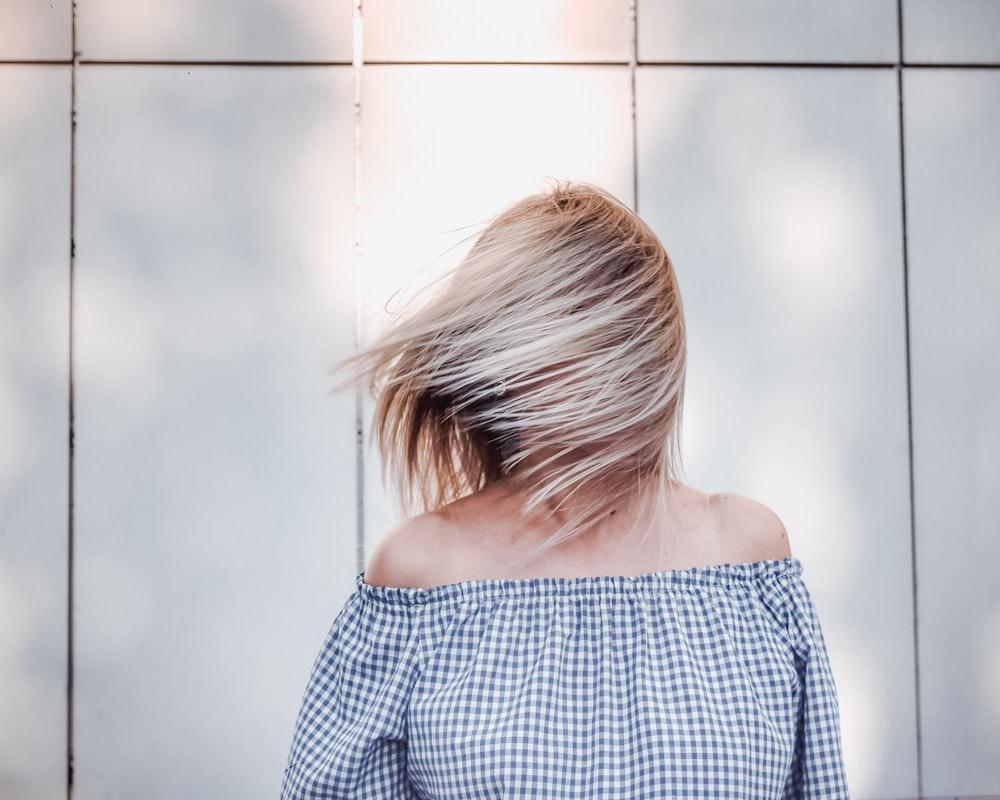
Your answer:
[0,1,998,798]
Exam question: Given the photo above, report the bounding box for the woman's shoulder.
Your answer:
[364,484,792,590]
[704,491,792,563]
[364,509,457,589]
[366,482,537,588]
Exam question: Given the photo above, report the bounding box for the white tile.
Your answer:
[903,0,1000,63]
[0,65,70,800]
[637,67,916,798]
[74,65,356,798]
[638,0,898,62]
[904,69,1000,797]
[77,0,353,61]
[360,64,635,553]
[363,0,631,63]
[0,0,72,59]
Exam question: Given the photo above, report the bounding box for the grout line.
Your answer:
[4,58,995,70]
[639,60,897,68]
[75,59,353,67]
[0,59,73,65]
[901,62,1000,69]
[640,60,998,69]
[67,4,78,797]
[899,0,908,68]
[347,59,1000,69]
[638,60,897,68]
[352,0,366,575]
[896,0,923,793]
[344,59,1000,69]
[629,0,639,213]
[361,59,630,67]
[352,58,1000,70]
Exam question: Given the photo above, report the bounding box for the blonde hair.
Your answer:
[351,182,686,544]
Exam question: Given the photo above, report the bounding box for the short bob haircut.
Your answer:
[351,182,686,544]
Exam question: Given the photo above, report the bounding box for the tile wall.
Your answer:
[0,1,997,797]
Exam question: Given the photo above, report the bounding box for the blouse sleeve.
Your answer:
[280,588,421,800]
[782,578,851,800]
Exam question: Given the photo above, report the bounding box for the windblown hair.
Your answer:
[351,182,686,543]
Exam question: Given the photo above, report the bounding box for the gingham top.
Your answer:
[281,558,849,799]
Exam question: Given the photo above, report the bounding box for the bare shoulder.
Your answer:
[363,510,456,589]
[364,484,531,587]
[708,492,792,562]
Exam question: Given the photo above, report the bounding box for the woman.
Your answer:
[280,183,849,799]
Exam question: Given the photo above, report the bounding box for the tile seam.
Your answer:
[353,0,365,575]
[629,0,638,212]
[896,0,924,794]
[66,2,78,797]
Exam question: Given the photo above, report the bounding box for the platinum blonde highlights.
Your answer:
[352,182,686,543]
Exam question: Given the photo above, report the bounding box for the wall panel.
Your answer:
[903,0,1000,63]
[0,0,72,60]
[638,0,898,63]
[0,64,71,800]
[905,68,1000,797]
[364,0,631,63]
[76,0,353,62]
[73,65,356,799]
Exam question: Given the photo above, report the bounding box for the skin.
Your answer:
[365,479,791,589]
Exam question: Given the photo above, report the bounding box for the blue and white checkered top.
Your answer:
[281,558,849,799]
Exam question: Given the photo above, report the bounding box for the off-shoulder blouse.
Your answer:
[281,558,849,799]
